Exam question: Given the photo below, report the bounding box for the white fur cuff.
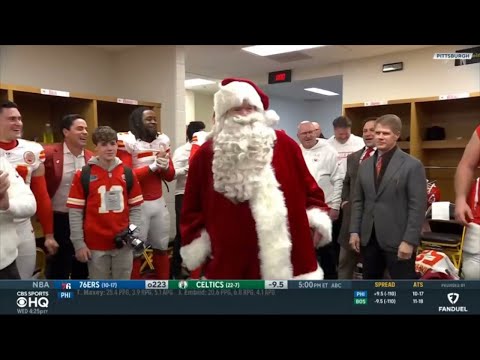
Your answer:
[307,208,332,248]
[180,230,211,270]
[293,264,324,280]
[464,222,480,254]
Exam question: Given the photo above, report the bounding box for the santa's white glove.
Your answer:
[149,160,159,172]
[156,157,170,171]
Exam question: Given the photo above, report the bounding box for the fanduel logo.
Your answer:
[447,293,459,305]
[438,292,468,313]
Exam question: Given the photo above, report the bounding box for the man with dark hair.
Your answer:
[117,107,175,279]
[350,114,427,279]
[44,113,92,279]
[338,117,376,279]
[171,120,206,278]
[0,100,59,279]
[67,126,144,279]
[326,115,365,275]
[327,116,364,168]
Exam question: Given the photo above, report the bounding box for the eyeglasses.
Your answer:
[299,130,315,136]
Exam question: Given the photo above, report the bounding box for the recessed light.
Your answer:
[185,79,216,87]
[242,45,326,57]
[304,88,339,96]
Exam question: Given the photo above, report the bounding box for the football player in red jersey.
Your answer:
[67,126,143,279]
[117,107,175,279]
[0,101,58,279]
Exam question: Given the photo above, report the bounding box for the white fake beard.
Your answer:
[212,112,276,203]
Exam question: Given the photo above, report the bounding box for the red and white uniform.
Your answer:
[2,139,45,184]
[117,131,175,250]
[0,139,49,279]
[66,162,144,250]
[189,130,210,164]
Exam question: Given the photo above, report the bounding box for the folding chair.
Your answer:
[139,245,174,275]
[418,202,466,270]
[140,248,154,273]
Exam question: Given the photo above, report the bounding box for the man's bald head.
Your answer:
[297,120,311,130]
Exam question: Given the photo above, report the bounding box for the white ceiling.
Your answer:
[184,45,433,100]
[184,45,432,81]
[93,45,435,100]
[91,45,137,51]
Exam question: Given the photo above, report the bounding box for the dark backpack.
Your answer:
[80,164,134,199]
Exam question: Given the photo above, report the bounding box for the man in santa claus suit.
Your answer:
[180,78,332,279]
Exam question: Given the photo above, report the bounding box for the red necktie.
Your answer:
[360,147,374,163]
[376,155,383,177]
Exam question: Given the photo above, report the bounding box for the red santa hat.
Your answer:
[214,78,280,126]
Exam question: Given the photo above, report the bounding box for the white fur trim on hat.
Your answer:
[214,81,264,118]
[264,109,280,127]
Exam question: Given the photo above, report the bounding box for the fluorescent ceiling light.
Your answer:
[185,78,216,87]
[305,88,339,96]
[242,45,326,57]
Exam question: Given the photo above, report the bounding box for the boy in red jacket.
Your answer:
[67,126,144,279]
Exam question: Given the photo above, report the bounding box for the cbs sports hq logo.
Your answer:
[16,290,49,315]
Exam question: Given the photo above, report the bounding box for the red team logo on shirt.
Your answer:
[23,151,36,165]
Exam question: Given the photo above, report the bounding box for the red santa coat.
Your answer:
[180,130,332,279]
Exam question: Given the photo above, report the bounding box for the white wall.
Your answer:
[266,95,343,140]
[0,45,113,95]
[342,45,480,104]
[268,95,312,139]
[308,97,343,138]
[194,93,214,131]
[254,45,479,106]
[185,90,195,124]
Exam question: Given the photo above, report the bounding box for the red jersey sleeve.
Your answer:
[127,173,144,207]
[476,125,480,139]
[66,170,86,209]
[30,174,54,234]
[117,149,133,167]
[117,148,155,181]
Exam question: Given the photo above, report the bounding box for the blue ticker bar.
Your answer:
[1,280,478,315]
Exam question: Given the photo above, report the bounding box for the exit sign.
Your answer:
[268,70,292,84]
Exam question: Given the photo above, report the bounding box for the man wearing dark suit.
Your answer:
[337,118,376,279]
[350,114,427,279]
[43,114,93,279]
